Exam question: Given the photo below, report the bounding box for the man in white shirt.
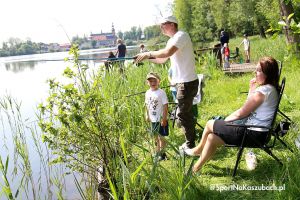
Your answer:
[135,15,199,150]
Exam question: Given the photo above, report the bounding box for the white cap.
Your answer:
[146,72,161,81]
[159,15,178,24]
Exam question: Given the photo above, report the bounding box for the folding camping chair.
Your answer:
[275,60,293,123]
[225,77,293,177]
[169,74,205,131]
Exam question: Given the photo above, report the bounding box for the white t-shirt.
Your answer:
[242,38,250,51]
[140,48,148,53]
[167,31,198,83]
[145,88,168,122]
[246,84,278,130]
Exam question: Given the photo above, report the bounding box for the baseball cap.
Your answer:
[159,15,178,24]
[146,72,161,81]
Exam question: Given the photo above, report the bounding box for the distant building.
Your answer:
[59,43,71,51]
[90,23,117,47]
[48,43,60,52]
[39,43,49,53]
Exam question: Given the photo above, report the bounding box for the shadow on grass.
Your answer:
[201,154,284,178]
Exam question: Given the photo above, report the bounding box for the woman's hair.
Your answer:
[259,57,279,88]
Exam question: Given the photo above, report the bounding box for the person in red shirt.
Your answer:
[223,43,230,68]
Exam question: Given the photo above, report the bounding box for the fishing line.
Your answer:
[125,85,171,98]
[53,18,72,43]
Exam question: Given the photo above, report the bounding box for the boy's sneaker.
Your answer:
[158,152,167,161]
[245,151,257,170]
[153,152,167,161]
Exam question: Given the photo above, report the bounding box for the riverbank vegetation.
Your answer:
[35,34,300,199]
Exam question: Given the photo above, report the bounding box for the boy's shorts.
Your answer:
[150,122,169,136]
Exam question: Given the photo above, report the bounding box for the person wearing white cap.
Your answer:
[135,15,199,150]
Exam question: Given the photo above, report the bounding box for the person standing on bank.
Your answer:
[220,30,229,47]
[220,30,229,63]
[139,44,148,53]
[239,34,250,63]
[115,39,127,73]
[134,15,199,150]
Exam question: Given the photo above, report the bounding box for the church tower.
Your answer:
[111,23,115,36]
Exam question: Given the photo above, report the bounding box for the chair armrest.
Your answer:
[225,122,269,130]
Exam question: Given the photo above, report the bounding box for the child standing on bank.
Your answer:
[145,72,168,161]
[223,43,230,68]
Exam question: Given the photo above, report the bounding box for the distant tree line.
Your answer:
[0,37,69,57]
[0,38,41,57]
[173,0,300,50]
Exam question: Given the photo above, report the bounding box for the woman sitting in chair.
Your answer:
[185,56,280,173]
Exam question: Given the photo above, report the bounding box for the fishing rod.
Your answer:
[29,57,137,62]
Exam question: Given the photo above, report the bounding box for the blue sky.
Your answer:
[0,0,173,44]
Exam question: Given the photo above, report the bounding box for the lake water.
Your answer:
[0,46,138,199]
